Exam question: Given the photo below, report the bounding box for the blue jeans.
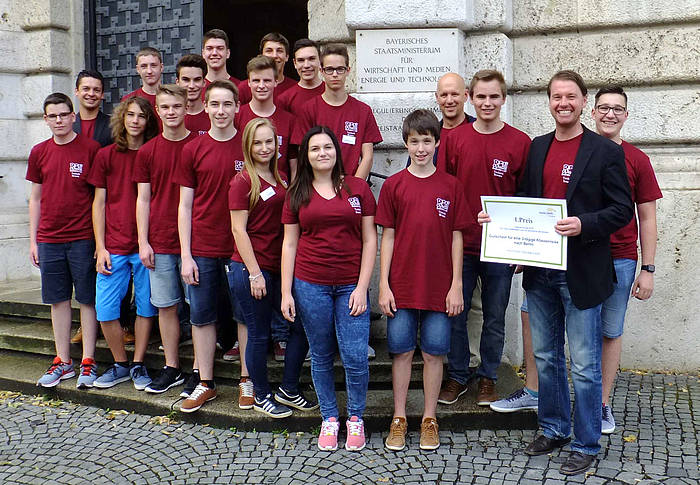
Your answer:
[526,268,602,456]
[601,258,636,338]
[229,262,308,397]
[293,277,370,420]
[387,309,451,355]
[187,256,229,326]
[447,256,514,383]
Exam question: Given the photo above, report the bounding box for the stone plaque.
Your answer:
[356,29,463,93]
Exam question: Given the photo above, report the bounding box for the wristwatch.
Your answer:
[641,264,655,273]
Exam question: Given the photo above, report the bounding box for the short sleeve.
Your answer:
[26,144,43,183]
[357,178,377,216]
[281,195,299,224]
[132,144,151,183]
[375,179,396,228]
[87,146,109,188]
[362,106,383,144]
[633,153,663,204]
[228,172,252,211]
[173,143,197,188]
[451,177,470,231]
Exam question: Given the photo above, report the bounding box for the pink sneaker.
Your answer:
[345,416,366,451]
[317,417,339,451]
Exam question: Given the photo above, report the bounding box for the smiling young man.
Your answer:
[514,70,633,476]
[292,43,382,180]
[122,47,163,111]
[201,29,241,96]
[436,70,530,407]
[73,70,112,147]
[176,54,210,136]
[277,39,325,116]
[237,33,297,106]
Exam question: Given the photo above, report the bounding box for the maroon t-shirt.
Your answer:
[234,104,294,179]
[81,118,96,140]
[542,134,583,199]
[292,96,383,176]
[229,171,287,272]
[376,169,469,311]
[277,83,325,116]
[281,176,376,285]
[435,118,473,171]
[442,123,530,255]
[174,132,244,258]
[237,76,297,106]
[201,76,242,102]
[87,145,139,255]
[26,135,100,243]
[185,110,211,136]
[132,132,198,254]
[121,88,157,111]
[609,141,662,260]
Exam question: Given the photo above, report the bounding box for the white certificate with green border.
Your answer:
[480,196,568,270]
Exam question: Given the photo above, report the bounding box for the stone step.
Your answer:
[0,349,537,432]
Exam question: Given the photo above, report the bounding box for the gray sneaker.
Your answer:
[94,363,131,389]
[489,387,538,413]
[601,403,615,434]
[37,357,75,387]
[130,364,152,391]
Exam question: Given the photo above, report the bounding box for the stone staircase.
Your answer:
[0,279,536,432]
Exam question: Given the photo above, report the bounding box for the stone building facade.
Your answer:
[1,0,698,370]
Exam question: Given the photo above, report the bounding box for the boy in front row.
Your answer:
[376,110,468,451]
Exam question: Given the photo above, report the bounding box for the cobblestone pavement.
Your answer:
[0,371,697,484]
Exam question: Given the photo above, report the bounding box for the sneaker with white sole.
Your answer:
[601,403,616,434]
[489,387,539,413]
[130,364,152,391]
[238,376,254,409]
[222,341,240,361]
[180,382,216,413]
[76,358,97,389]
[180,369,200,398]
[254,394,292,418]
[145,366,184,394]
[274,387,319,411]
[318,417,339,451]
[94,363,131,389]
[37,357,75,387]
[345,416,366,451]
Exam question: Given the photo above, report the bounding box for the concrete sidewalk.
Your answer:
[0,370,697,484]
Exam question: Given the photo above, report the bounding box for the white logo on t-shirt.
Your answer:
[344,121,358,134]
[436,197,450,218]
[234,160,245,173]
[348,196,362,214]
[69,162,83,178]
[492,158,509,178]
[561,164,573,184]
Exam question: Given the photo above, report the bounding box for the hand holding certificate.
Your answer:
[479,196,568,270]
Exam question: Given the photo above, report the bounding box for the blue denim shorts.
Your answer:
[38,239,96,305]
[96,253,157,322]
[387,308,451,356]
[601,258,637,338]
[149,253,185,308]
[187,256,229,326]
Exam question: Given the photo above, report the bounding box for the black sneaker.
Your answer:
[254,394,292,418]
[180,369,200,398]
[145,366,184,394]
[274,387,319,411]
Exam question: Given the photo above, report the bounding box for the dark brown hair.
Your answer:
[110,97,158,152]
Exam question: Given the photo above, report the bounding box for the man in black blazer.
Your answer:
[516,70,633,475]
[73,70,112,147]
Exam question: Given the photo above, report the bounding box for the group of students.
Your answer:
[27,27,660,475]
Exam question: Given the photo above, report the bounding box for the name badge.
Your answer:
[342,134,356,145]
[260,186,276,201]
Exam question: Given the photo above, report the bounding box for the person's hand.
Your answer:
[348,287,368,317]
[281,293,296,322]
[181,256,199,285]
[555,216,582,236]
[249,273,267,300]
[139,242,155,270]
[379,284,397,318]
[29,242,39,268]
[477,211,491,226]
[96,249,112,275]
[632,270,654,300]
[445,284,464,317]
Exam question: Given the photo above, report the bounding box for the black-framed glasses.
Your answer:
[45,112,72,121]
[595,105,626,115]
[322,66,348,75]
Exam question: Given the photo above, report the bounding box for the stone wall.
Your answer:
[308,0,700,371]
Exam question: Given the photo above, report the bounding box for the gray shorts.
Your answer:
[149,253,185,308]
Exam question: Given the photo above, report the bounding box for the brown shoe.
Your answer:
[476,377,497,405]
[437,378,468,405]
[179,382,217,413]
[385,416,407,451]
[420,417,440,450]
[238,376,254,409]
[122,328,135,345]
[70,326,83,344]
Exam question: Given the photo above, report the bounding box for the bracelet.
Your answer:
[248,272,263,281]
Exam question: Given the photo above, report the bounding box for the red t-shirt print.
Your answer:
[542,133,583,200]
[281,176,376,285]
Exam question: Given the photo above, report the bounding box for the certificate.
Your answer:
[480,196,568,270]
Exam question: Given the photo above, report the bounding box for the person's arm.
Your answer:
[92,187,111,275]
[355,142,374,180]
[231,210,266,299]
[378,227,397,317]
[632,200,657,300]
[136,182,154,270]
[178,186,198,285]
[280,223,300,322]
[28,183,41,268]
[348,215,378,316]
[445,230,464,316]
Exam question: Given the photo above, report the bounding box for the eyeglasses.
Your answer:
[45,112,72,121]
[595,105,626,115]
[322,66,348,75]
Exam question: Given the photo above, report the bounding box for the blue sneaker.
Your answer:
[130,364,152,391]
[601,403,616,434]
[94,363,131,389]
[489,387,538,413]
[37,357,75,387]
[76,358,98,389]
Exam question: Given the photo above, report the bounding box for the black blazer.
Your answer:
[73,111,112,147]
[518,125,633,310]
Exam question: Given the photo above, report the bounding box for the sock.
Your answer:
[525,387,538,398]
[202,379,215,389]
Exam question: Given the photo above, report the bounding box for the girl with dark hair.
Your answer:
[281,126,377,451]
[228,118,317,418]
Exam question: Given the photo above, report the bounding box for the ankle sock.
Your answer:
[525,388,538,398]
